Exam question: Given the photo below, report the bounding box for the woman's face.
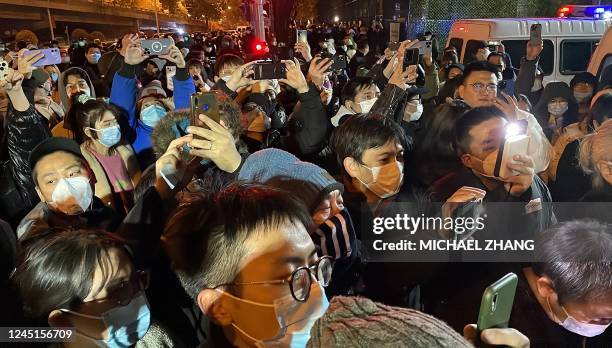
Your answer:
[312,190,345,226]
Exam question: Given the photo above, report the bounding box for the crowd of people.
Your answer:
[0,19,611,348]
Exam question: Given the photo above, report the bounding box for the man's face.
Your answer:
[66,74,91,99]
[35,151,91,215]
[458,71,498,107]
[573,82,594,102]
[313,190,344,226]
[345,84,380,113]
[461,117,507,169]
[349,139,404,190]
[561,296,612,327]
[475,48,491,61]
[217,220,319,345]
[86,48,101,64]
[215,64,240,82]
[189,65,201,77]
[447,67,463,80]
[488,55,506,76]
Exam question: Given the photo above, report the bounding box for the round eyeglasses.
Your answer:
[217,256,334,302]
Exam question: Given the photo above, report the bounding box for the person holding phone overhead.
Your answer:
[110,34,195,168]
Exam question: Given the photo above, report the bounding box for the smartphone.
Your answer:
[416,40,433,56]
[403,48,419,68]
[25,48,61,67]
[141,38,173,56]
[297,30,308,44]
[331,54,347,71]
[253,61,287,80]
[495,133,530,178]
[190,92,221,131]
[477,273,518,333]
[388,42,400,51]
[166,65,176,91]
[0,60,8,81]
[160,163,184,190]
[530,24,543,46]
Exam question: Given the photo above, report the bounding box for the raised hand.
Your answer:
[160,45,186,69]
[187,114,242,173]
[279,58,309,94]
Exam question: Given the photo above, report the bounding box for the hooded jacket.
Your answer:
[533,82,580,141]
[110,62,195,168]
[58,67,96,112]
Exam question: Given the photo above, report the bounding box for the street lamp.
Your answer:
[334,15,339,22]
[228,6,232,10]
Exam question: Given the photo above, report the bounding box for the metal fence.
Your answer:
[403,0,543,50]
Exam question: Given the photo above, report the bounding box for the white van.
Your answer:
[587,26,612,83]
[447,18,611,85]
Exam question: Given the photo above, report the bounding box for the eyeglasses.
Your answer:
[86,270,150,306]
[469,82,498,94]
[217,256,334,302]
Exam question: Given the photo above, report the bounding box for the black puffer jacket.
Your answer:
[0,105,51,228]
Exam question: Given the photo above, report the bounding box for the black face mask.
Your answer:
[313,208,357,261]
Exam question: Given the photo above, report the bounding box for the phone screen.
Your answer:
[403,48,419,68]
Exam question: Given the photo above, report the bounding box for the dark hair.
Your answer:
[73,99,123,149]
[13,229,130,318]
[187,58,204,72]
[133,164,157,202]
[457,61,499,86]
[453,106,505,155]
[487,51,504,61]
[590,93,612,126]
[162,183,313,299]
[332,114,407,166]
[469,41,487,57]
[532,219,612,304]
[63,70,88,87]
[214,54,244,76]
[570,72,598,91]
[340,76,376,104]
[357,39,369,51]
[85,43,101,54]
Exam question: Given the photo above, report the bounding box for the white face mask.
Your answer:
[48,176,93,215]
[357,97,377,114]
[403,102,424,122]
[573,91,593,103]
[547,297,611,337]
[218,282,329,347]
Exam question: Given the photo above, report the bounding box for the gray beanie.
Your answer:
[307,296,473,348]
[238,149,343,212]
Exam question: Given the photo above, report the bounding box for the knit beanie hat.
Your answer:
[307,296,472,348]
[238,148,343,212]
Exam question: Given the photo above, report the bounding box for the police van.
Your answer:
[447,16,611,85]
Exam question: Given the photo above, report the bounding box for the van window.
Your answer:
[560,40,599,75]
[501,40,554,76]
[448,38,463,59]
[598,54,612,83]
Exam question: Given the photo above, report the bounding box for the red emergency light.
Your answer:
[558,5,574,18]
